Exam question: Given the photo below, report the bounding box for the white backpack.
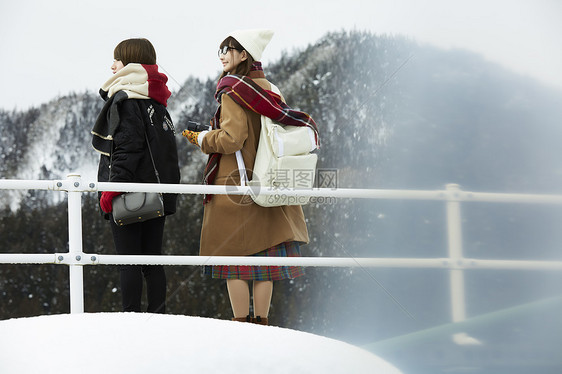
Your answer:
[235,83,318,207]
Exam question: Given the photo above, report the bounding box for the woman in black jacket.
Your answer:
[91,38,180,313]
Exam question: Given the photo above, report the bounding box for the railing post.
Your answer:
[67,173,84,313]
[445,184,466,323]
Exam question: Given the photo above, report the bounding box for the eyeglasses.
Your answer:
[218,45,242,57]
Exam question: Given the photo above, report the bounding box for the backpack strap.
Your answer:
[235,82,285,188]
[235,150,248,187]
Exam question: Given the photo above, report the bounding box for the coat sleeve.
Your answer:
[200,94,249,155]
[109,100,146,182]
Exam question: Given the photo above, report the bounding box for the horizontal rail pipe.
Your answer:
[94,182,562,204]
[2,253,562,271]
[89,256,562,270]
[0,179,67,191]
[91,255,450,267]
[89,182,562,204]
[0,254,58,264]
[463,259,562,270]
[95,182,450,200]
[2,178,562,204]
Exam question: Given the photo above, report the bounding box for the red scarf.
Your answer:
[202,64,319,203]
[143,64,171,107]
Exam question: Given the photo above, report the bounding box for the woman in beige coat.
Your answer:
[182,29,316,325]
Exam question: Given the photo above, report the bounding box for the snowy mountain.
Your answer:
[0,93,103,210]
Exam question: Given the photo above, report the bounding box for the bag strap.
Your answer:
[234,83,281,187]
[108,108,161,185]
[144,132,161,184]
[235,150,248,187]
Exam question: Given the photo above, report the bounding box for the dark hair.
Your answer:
[219,36,255,79]
[114,38,157,66]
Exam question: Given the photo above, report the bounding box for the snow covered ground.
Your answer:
[0,313,402,373]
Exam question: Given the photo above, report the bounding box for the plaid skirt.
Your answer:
[204,241,305,281]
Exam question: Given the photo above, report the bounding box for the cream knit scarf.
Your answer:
[100,63,153,102]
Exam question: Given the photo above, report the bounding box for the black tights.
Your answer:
[110,216,167,313]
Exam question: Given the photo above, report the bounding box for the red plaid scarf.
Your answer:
[202,64,319,203]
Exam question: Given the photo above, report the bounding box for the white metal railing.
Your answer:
[1,173,562,325]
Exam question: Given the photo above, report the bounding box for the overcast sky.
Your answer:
[0,0,560,110]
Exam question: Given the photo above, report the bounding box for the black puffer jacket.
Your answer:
[96,98,180,216]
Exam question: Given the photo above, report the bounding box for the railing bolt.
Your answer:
[89,183,95,189]
[75,255,81,261]
[58,256,64,261]
[91,256,97,262]
[74,182,80,188]
[57,182,62,188]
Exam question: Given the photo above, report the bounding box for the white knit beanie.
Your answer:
[228,29,274,61]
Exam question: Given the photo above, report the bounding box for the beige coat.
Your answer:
[199,74,309,256]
